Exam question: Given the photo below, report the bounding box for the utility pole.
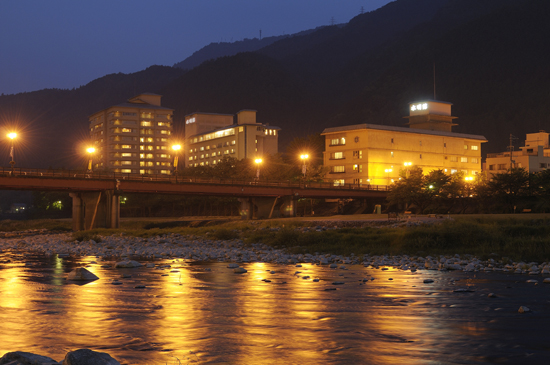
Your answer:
[360,6,365,14]
[259,29,262,40]
[508,134,518,169]
[331,17,335,26]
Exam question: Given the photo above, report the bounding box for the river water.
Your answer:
[1,251,550,364]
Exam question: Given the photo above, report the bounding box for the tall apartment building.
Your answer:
[486,131,550,178]
[89,93,174,174]
[185,110,279,167]
[322,100,487,186]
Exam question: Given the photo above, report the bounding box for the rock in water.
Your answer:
[67,268,99,281]
[234,267,247,274]
[114,260,143,268]
[0,351,59,365]
[62,349,121,365]
[518,306,530,313]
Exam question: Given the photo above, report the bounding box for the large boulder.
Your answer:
[62,349,120,365]
[67,268,99,281]
[0,351,59,365]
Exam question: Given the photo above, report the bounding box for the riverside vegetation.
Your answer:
[2,215,550,262]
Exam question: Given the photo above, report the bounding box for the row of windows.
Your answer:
[188,150,235,160]
[193,128,235,143]
[329,136,480,151]
[190,141,236,153]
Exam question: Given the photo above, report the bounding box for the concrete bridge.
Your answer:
[0,168,388,230]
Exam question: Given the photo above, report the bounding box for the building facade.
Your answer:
[322,100,487,186]
[185,110,279,167]
[486,131,550,178]
[89,93,174,175]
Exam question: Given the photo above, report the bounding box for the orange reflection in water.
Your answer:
[1,255,545,364]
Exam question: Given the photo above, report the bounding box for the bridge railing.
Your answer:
[0,166,389,192]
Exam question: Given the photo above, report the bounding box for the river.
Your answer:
[1,251,549,364]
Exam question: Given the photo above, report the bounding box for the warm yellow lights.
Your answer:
[86,147,96,154]
[465,176,474,181]
[172,144,182,151]
[7,132,17,140]
[300,154,309,160]
[385,168,393,173]
[403,162,412,167]
[255,158,263,164]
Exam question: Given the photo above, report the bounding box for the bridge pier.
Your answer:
[280,196,297,218]
[70,190,120,231]
[239,197,287,220]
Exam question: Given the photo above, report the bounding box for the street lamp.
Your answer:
[172,144,182,173]
[7,132,17,174]
[255,158,263,180]
[385,168,393,185]
[86,147,95,173]
[300,153,309,178]
[404,162,412,178]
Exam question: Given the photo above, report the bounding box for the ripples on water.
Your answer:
[1,252,550,364]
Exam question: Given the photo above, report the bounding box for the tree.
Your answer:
[486,168,530,213]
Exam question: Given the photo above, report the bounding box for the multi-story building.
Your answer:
[89,93,174,175]
[322,100,487,186]
[485,131,550,178]
[185,110,279,167]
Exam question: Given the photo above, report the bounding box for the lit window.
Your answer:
[333,179,345,186]
[471,158,479,164]
[461,157,468,163]
[121,169,132,173]
[391,151,394,158]
[464,145,468,150]
[140,121,151,127]
[451,169,457,174]
[332,166,345,173]
[332,152,344,159]
[121,145,132,149]
[471,145,479,151]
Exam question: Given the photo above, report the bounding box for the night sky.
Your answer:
[0,0,393,96]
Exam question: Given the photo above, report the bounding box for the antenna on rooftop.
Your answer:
[360,6,365,14]
[433,62,436,100]
[259,29,262,40]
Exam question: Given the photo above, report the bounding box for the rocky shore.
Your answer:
[1,224,550,277]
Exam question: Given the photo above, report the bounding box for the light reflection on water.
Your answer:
[1,252,550,364]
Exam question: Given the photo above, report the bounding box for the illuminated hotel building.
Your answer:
[89,93,174,174]
[185,110,279,167]
[322,100,487,186]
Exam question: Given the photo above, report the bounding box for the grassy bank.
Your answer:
[2,216,550,262]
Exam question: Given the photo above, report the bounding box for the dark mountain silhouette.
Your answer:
[0,0,545,169]
[173,28,320,71]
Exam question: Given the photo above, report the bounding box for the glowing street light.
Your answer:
[86,146,95,172]
[403,162,412,178]
[300,153,309,178]
[255,158,263,180]
[172,144,182,173]
[385,168,393,185]
[7,132,17,174]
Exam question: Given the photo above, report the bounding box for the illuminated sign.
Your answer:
[410,103,428,111]
[186,117,196,125]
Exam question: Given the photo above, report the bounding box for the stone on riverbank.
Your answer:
[67,268,99,281]
[518,306,530,313]
[234,267,247,273]
[0,351,59,365]
[114,260,142,268]
[62,349,120,365]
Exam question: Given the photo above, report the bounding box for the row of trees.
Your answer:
[388,167,550,214]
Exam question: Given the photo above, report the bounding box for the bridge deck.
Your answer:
[0,168,388,199]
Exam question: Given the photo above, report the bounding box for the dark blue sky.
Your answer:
[0,0,392,95]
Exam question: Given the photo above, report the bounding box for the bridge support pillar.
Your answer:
[69,193,84,231]
[280,196,297,218]
[239,197,279,219]
[239,198,253,220]
[70,190,120,231]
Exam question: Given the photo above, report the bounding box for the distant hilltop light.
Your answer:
[410,103,428,111]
